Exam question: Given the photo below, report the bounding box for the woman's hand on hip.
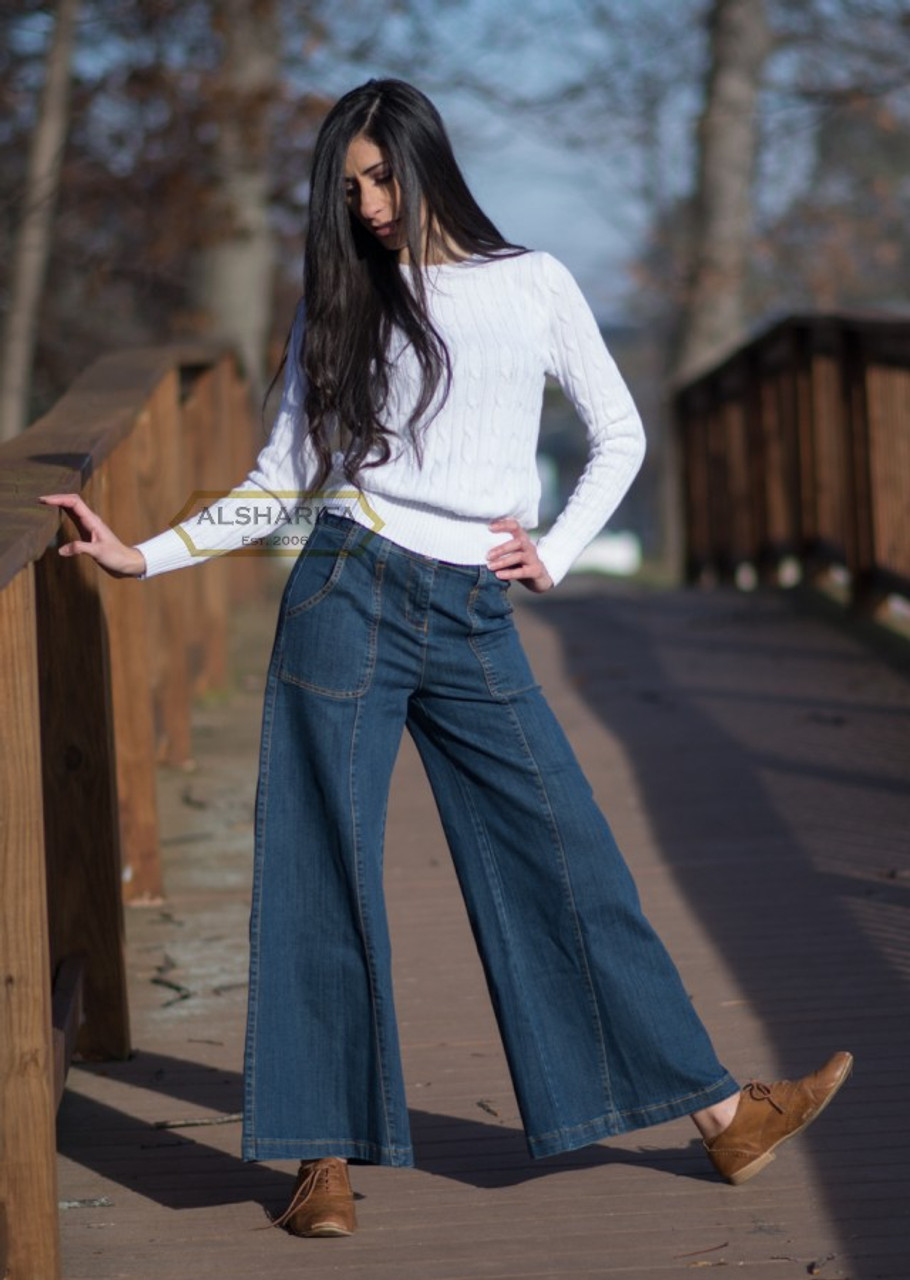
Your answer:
[487,518,554,594]
[38,493,148,578]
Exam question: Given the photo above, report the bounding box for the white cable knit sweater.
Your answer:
[135,250,645,586]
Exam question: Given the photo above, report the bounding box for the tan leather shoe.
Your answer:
[704,1051,853,1185]
[270,1157,356,1237]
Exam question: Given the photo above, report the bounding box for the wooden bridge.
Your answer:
[1,317,909,1279]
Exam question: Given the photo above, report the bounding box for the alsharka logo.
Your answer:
[165,489,384,557]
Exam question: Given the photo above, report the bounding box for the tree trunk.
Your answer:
[194,0,278,404]
[674,0,772,382]
[0,0,80,442]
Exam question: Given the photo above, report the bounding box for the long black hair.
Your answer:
[293,78,526,491]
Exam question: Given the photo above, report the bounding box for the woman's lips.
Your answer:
[372,219,401,238]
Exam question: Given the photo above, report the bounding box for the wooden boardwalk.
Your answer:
[57,579,910,1280]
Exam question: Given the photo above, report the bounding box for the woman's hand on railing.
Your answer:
[38,494,147,579]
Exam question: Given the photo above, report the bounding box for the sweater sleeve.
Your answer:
[532,254,646,587]
[134,302,319,578]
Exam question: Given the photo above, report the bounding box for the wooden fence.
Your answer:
[675,314,910,611]
[0,346,262,1279]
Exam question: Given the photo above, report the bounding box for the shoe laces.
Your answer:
[263,1159,343,1231]
[742,1080,785,1113]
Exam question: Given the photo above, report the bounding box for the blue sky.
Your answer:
[436,94,641,318]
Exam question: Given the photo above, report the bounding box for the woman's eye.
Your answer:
[375,170,392,184]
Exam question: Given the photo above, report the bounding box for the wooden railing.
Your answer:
[675,314,910,611]
[0,347,261,1279]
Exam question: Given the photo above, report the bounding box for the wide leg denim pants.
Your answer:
[242,510,737,1166]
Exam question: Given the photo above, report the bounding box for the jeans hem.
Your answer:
[526,1071,740,1159]
[242,1136,415,1167]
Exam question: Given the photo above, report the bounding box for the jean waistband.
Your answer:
[315,507,494,581]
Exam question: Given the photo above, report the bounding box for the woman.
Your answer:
[40,78,851,1240]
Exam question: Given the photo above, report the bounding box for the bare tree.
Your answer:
[674,0,773,381]
[0,0,80,441]
[193,0,279,402]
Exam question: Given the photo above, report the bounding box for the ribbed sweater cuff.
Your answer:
[133,528,208,579]
[533,535,575,589]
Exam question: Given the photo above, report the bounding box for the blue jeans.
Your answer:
[242,510,737,1165]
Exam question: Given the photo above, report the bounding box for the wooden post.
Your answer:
[841,329,881,613]
[34,477,130,1061]
[185,365,229,696]
[743,344,766,571]
[705,391,729,579]
[229,364,263,605]
[677,392,712,583]
[0,566,61,1280]
[96,436,163,902]
[778,327,804,570]
[758,348,788,578]
[723,371,750,569]
[675,397,695,581]
[137,371,192,765]
[808,327,849,572]
[792,325,815,561]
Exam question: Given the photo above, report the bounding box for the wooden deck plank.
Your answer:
[57,582,910,1279]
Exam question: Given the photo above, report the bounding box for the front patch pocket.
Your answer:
[278,521,382,698]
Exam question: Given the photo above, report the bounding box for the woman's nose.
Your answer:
[360,190,386,222]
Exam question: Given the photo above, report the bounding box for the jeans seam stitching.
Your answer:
[243,610,286,1151]
[414,562,436,688]
[349,694,397,1155]
[505,695,616,1116]
[446,718,563,1125]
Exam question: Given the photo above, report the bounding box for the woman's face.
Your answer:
[344,134,412,258]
